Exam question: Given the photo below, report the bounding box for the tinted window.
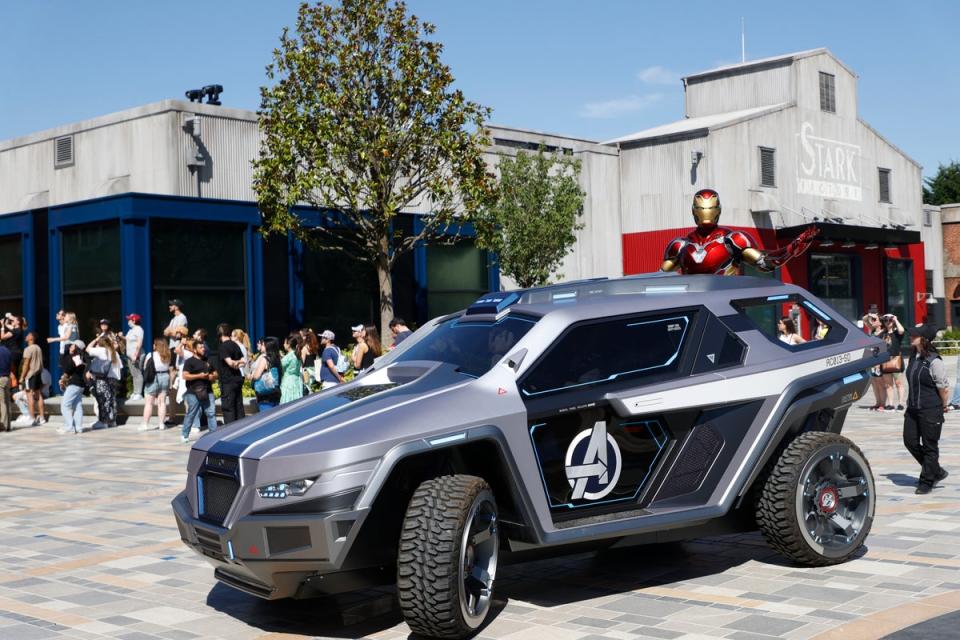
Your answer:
[0,235,22,314]
[521,313,693,397]
[394,315,536,377]
[732,294,846,348]
[426,241,490,318]
[62,222,121,337]
[151,220,247,337]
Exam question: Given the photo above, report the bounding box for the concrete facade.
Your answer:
[483,126,623,285]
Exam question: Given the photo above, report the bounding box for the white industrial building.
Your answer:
[0,47,942,366]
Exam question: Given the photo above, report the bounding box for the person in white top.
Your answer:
[163,299,189,348]
[777,317,806,346]
[46,310,79,356]
[140,338,174,430]
[123,313,145,400]
[231,329,252,376]
[86,334,121,429]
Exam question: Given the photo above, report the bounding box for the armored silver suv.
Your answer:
[172,274,884,638]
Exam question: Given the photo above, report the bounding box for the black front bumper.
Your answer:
[171,491,370,599]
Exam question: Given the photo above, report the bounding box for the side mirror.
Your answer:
[504,348,527,372]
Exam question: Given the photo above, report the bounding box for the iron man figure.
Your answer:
[660,189,817,275]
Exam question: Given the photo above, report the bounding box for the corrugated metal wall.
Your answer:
[176,112,261,201]
[686,60,794,118]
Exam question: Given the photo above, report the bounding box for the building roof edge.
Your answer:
[0,100,258,152]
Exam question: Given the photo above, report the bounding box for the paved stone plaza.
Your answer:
[0,382,958,640]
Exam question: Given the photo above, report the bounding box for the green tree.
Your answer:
[475,147,586,288]
[254,0,494,337]
[923,161,960,205]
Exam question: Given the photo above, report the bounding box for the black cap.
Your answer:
[168,299,184,309]
[98,318,110,326]
[908,323,938,341]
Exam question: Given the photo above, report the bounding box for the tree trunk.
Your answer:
[376,233,394,347]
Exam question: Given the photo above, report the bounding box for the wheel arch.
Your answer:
[734,371,871,510]
[342,430,541,571]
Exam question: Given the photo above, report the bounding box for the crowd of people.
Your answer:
[0,299,416,444]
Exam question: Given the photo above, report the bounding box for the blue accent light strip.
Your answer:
[226,540,235,560]
[428,432,467,446]
[842,373,863,385]
[766,294,790,301]
[645,285,688,293]
[197,477,205,516]
[803,300,832,321]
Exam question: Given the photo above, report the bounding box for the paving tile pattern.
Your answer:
[0,371,957,639]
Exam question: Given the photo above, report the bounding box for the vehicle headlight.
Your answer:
[257,477,316,499]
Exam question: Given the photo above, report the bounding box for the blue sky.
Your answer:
[1,1,957,177]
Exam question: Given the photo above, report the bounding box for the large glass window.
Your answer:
[0,235,23,317]
[809,253,860,322]
[151,220,247,338]
[426,241,489,319]
[520,312,693,397]
[394,314,536,378]
[885,258,913,327]
[301,247,379,338]
[62,222,121,339]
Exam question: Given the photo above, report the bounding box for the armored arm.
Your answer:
[661,238,686,272]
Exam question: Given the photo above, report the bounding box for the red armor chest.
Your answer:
[679,230,738,275]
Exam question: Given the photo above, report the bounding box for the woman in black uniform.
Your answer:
[903,323,950,494]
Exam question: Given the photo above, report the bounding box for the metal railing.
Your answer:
[933,339,960,355]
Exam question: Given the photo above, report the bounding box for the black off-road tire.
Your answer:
[756,431,875,566]
[397,475,498,639]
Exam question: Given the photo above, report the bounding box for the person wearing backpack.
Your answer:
[317,330,346,390]
[86,334,121,429]
[140,339,173,431]
[249,336,282,412]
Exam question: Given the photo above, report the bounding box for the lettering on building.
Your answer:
[796,122,862,201]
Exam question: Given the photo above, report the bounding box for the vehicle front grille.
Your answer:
[194,526,226,562]
[215,568,275,599]
[199,473,240,525]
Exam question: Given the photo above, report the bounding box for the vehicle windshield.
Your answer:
[393,314,537,377]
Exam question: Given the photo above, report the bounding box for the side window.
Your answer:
[732,294,846,348]
[691,312,747,374]
[520,312,694,397]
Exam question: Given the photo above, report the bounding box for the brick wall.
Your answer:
[942,205,960,326]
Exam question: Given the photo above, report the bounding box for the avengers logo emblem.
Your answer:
[564,421,622,501]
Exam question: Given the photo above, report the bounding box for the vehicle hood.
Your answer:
[197,360,492,461]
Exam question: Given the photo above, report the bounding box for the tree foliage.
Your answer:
[923,161,960,205]
[475,148,585,289]
[253,0,494,335]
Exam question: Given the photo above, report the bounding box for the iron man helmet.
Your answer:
[692,189,721,227]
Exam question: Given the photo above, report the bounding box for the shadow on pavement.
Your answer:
[206,534,868,636]
[206,580,509,639]
[882,610,960,639]
[205,582,402,638]
[884,472,918,487]
[495,533,806,608]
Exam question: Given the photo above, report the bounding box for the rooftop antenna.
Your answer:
[741,17,746,63]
